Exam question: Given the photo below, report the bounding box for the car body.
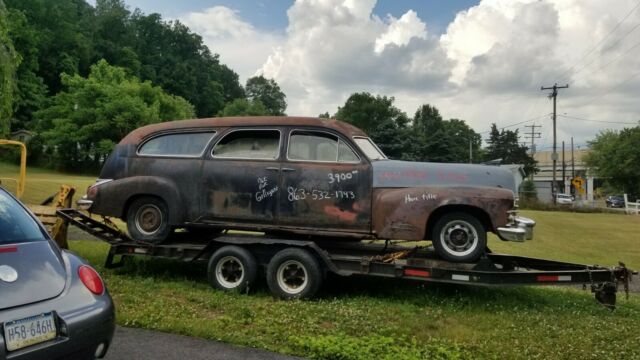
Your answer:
[556,193,574,205]
[80,116,534,262]
[0,187,115,360]
[605,195,625,208]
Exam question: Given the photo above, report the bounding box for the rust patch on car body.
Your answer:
[372,186,513,240]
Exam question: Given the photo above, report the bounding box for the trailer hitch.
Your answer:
[590,262,636,310]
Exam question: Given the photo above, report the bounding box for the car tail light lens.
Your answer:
[78,265,105,295]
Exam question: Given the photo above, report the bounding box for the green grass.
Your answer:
[71,240,640,360]
[488,210,640,269]
[0,161,96,204]
[5,161,640,358]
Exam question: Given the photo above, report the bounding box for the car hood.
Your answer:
[0,241,66,310]
[372,160,517,194]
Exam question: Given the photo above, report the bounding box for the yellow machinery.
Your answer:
[0,139,73,248]
[0,139,27,199]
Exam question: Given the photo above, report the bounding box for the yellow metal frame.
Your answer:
[0,140,27,199]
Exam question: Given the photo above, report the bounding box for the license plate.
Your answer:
[4,313,57,351]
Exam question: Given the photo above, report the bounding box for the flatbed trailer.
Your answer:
[57,209,635,308]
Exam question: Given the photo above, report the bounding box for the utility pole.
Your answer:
[571,137,575,195]
[562,141,566,193]
[523,123,541,181]
[469,139,472,164]
[541,83,569,204]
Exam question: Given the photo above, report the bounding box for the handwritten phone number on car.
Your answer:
[287,187,355,201]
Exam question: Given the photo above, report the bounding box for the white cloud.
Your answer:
[184,1,640,145]
[374,10,427,53]
[180,6,283,83]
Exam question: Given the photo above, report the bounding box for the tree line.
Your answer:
[325,93,537,174]
[0,0,536,173]
[0,0,287,169]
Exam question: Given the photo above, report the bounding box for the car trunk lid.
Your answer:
[0,241,66,310]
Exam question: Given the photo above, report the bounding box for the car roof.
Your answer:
[119,116,368,145]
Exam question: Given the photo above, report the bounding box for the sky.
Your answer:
[120,0,640,148]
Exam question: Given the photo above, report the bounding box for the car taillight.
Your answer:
[78,265,105,295]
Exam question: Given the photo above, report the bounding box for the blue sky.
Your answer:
[123,0,480,34]
[113,0,639,144]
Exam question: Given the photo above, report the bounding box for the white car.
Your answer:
[556,193,574,205]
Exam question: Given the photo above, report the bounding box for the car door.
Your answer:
[201,128,282,225]
[278,128,371,233]
[130,130,216,221]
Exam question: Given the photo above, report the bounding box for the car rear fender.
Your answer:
[372,186,513,240]
[91,176,183,224]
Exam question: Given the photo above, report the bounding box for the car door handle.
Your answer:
[282,168,295,172]
[265,167,280,171]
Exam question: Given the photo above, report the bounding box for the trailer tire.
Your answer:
[267,248,322,300]
[126,196,171,243]
[431,212,487,263]
[208,246,257,294]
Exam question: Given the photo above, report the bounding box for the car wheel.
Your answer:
[126,196,171,243]
[431,212,487,263]
[266,248,322,300]
[208,246,257,293]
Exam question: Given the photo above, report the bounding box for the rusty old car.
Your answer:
[79,116,534,262]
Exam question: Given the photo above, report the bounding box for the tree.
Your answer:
[0,0,19,136]
[334,92,410,158]
[218,99,268,117]
[245,75,286,116]
[407,104,482,163]
[6,7,47,131]
[585,127,640,199]
[484,124,537,175]
[36,60,195,170]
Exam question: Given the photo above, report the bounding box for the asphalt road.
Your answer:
[104,326,300,360]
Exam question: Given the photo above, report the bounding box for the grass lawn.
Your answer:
[0,161,96,204]
[4,161,640,359]
[71,240,640,360]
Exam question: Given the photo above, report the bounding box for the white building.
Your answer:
[532,148,597,202]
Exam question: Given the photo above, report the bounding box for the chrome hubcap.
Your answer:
[440,220,479,257]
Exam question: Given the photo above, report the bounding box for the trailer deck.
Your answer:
[57,208,635,308]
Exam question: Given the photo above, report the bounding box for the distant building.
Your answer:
[9,130,34,143]
[532,148,599,202]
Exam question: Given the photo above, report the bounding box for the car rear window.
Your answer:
[0,190,46,244]
[212,130,281,160]
[138,132,215,157]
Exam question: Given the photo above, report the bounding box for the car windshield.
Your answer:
[0,189,46,244]
[354,137,386,160]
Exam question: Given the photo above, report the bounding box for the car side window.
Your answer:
[288,130,360,163]
[138,132,215,157]
[212,129,281,160]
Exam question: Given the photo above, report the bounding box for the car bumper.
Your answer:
[0,289,115,360]
[76,196,93,211]
[497,216,535,242]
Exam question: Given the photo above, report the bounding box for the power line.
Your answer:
[570,39,640,81]
[557,114,639,125]
[554,0,640,82]
[559,20,640,83]
[478,113,551,134]
[578,68,640,105]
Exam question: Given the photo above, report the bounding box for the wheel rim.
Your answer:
[276,260,308,295]
[215,256,245,289]
[135,204,163,235]
[439,219,479,257]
